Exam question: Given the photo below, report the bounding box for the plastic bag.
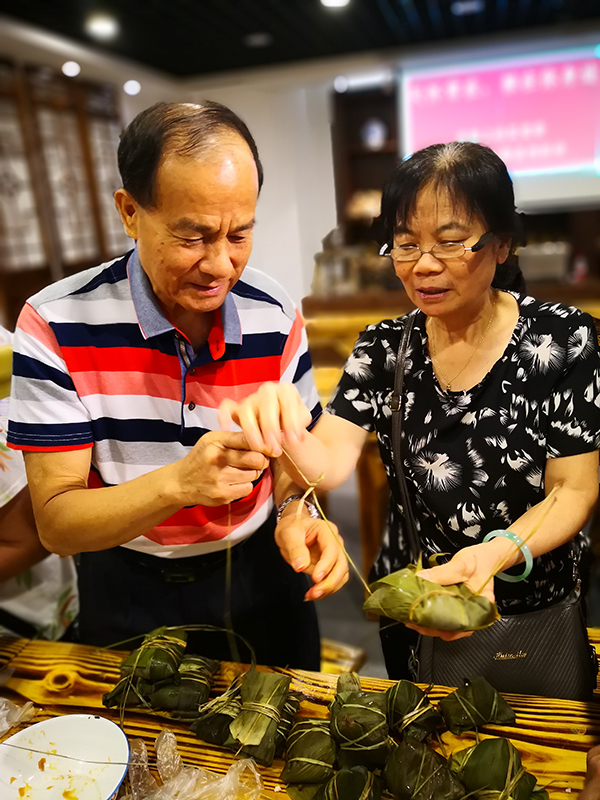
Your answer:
[121,729,263,800]
[0,696,35,737]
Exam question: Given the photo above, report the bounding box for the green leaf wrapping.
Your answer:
[280,719,337,785]
[449,738,542,800]
[329,675,390,770]
[316,765,383,800]
[120,626,187,683]
[149,654,218,714]
[439,676,516,735]
[363,565,500,631]
[386,680,443,741]
[189,676,242,747]
[385,740,465,800]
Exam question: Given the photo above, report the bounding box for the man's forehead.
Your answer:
[171,216,255,234]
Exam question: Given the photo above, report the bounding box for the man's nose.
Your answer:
[202,240,233,277]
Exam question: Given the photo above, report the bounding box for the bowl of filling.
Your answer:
[0,713,130,800]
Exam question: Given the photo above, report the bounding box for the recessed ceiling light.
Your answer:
[334,75,349,92]
[451,0,485,15]
[61,61,81,77]
[123,79,141,96]
[321,0,350,7]
[244,32,273,48]
[85,13,120,41]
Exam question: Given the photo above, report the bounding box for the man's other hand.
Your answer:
[176,430,269,506]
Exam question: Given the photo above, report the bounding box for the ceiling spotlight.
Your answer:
[61,61,81,77]
[85,13,119,41]
[123,79,141,96]
[244,32,273,48]
[321,0,351,7]
[451,0,485,15]
[334,75,349,92]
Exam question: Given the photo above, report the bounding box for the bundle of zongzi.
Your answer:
[449,737,548,800]
[190,676,242,747]
[384,740,464,800]
[102,675,152,709]
[316,766,382,800]
[229,669,291,766]
[386,680,442,742]
[148,654,218,715]
[120,626,187,683]
[439,676,515,735]
[363,565,499,631]
[280,719,337,785]
[329,672,390,769]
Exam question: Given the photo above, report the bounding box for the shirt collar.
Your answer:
[127,245,242,357]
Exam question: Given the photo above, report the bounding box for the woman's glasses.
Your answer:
[379,231,495,262]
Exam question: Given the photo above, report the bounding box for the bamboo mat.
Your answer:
[0,637,597,798]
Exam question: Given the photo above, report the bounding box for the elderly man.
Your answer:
[7,101,347,669]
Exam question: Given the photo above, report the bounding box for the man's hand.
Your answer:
[405,542,500,642]
[275,512,349,601]
[219,382,312,458]
[175,430,269,506]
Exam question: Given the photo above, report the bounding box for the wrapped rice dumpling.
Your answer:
[386,680,442,742]
[280,719,337,784]
[384,740,464,800]
[102,676,152,709]
[229,669,291,766]
[190,676,242,747]
[275,691,303,758]
[329,672,390,769]
[316,766,382,800]
[148,655,218,715]
[120,626,187,683]
[363,565,499,632]
[449,737,547,800]
[439,676,516,735]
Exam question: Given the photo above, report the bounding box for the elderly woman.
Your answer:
[221,141,600,683]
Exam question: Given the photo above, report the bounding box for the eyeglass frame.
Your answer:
[379,230,496,262]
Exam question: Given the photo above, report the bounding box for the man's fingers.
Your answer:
[235,404,271,455]
[226,448,269,472]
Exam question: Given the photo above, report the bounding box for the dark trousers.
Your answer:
[76,513,321,671]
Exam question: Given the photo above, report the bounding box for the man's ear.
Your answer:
[114,188,140,239]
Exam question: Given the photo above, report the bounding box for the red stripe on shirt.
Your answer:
[17,303,64,361]
[280,309,303,377]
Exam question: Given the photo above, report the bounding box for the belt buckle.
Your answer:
[164,571,197,584]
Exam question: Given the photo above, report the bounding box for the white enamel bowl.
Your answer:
[0,713,130,800]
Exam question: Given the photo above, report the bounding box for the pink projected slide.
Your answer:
[402,49,600,175]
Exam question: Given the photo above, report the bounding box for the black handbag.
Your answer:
[389,313,598,701]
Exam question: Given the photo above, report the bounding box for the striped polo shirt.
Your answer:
[8,248,321,558]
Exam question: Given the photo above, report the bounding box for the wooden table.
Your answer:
[0,637,597,798]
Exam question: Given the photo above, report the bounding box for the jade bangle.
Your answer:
[482,529,533,583]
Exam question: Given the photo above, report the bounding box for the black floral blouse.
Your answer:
[328,292,600,613]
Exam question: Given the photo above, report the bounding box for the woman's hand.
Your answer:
[275,512,349,601]
[218,383,312,458]
[405,542,504,642]
[580,746,600,800]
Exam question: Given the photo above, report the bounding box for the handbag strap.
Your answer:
[390,313,421,563]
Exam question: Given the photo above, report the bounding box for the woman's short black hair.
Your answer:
[380,141,525,292]
[117,101,264,209]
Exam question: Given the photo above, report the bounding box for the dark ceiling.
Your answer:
[1,0,600,78]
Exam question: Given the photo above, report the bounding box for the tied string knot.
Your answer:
[241,699,281,725]
[332,702,387,750]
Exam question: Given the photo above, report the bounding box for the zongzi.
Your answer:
[190,676,242,747]
[386,680,442,742]
[329,672,390,769]
[149,654,218,715]
[280,719,337,785]
[120,626,187,683]
[439,676,516,735]
[316,766,382,800]
[363,565,499,631]
[385,740,464,800]
[449,737,544,800]
[229,669,291,766]
[275,691,303,758]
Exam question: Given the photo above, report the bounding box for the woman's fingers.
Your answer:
[405,622,474,641]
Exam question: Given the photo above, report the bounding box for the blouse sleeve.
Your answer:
[546,314,600,458]
[326,324,386,433]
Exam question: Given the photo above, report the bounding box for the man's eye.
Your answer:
[229,235,249,244]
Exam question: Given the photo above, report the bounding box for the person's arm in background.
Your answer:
[0,485,49,581]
